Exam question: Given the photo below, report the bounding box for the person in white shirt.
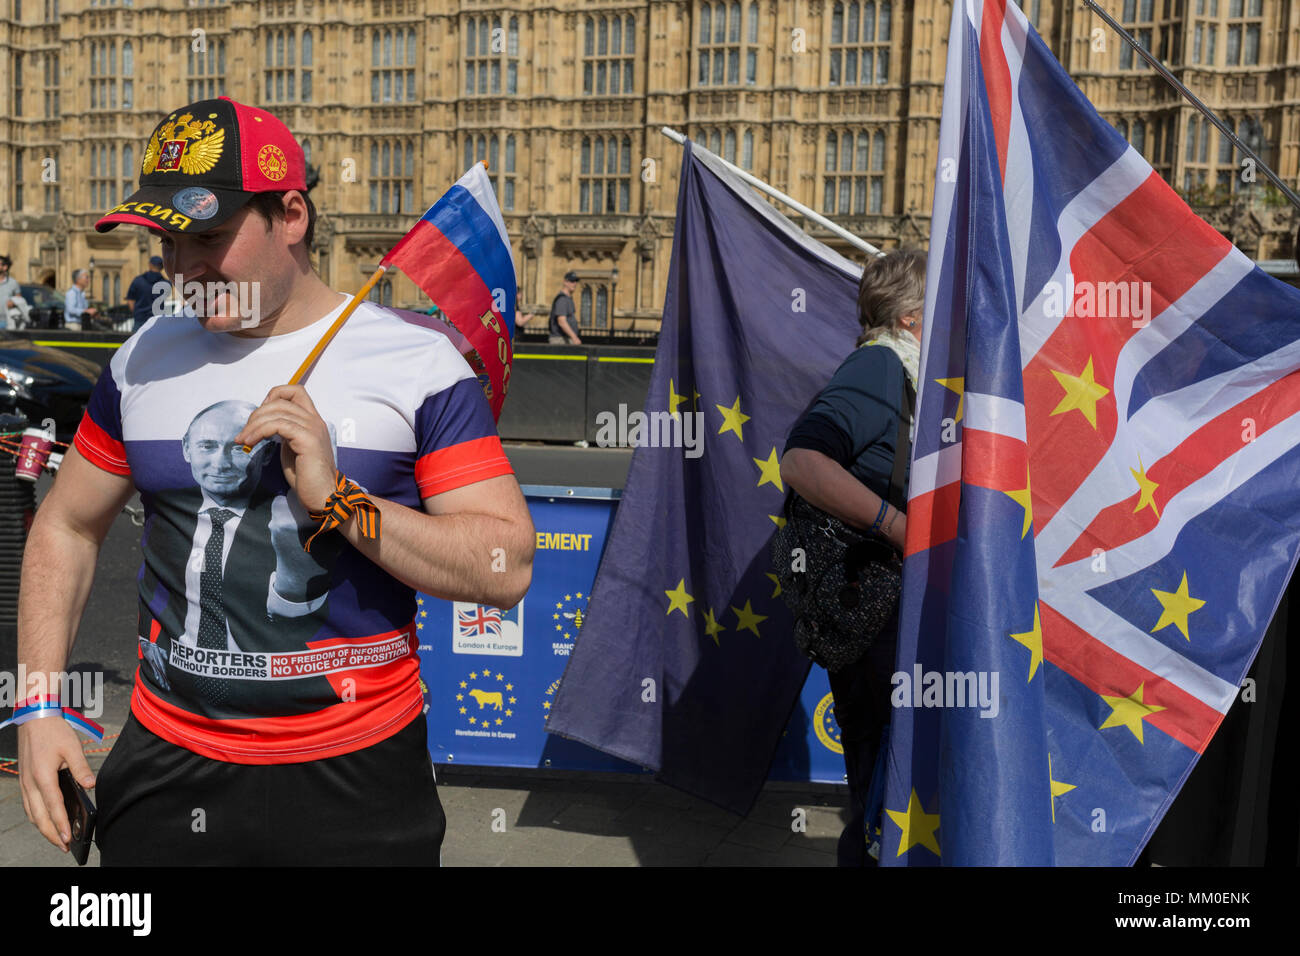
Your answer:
[63,269,99,330]
[1,254,31,330]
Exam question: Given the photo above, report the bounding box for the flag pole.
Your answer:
[660,127,884,257]
[288,159,493,386]
[1083,0,1300,213]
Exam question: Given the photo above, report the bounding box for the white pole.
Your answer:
[660,126,884,258]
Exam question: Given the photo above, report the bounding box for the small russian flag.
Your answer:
[381,164,517,420]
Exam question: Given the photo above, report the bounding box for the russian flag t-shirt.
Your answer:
[73,294,514,763]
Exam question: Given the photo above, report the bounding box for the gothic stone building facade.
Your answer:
[2,0,1297,330]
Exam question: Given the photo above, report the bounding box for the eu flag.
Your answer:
[546,142,865,813]
[882,0,1300,865]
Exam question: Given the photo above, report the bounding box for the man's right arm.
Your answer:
[16,445,135,852]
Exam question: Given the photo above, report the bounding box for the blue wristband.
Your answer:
[871,499,889,532]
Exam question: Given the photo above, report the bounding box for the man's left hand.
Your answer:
[236,384,337,513]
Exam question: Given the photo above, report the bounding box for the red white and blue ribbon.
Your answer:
[0,696,105,742]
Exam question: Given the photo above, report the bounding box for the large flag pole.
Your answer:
[660,127,884,257]
[1083,0,1300,213]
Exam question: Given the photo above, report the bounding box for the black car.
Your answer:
[18,284,65,330]
[0,336,101,442]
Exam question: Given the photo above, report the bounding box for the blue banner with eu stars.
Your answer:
[546,140,868,813]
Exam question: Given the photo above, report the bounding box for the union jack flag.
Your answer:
[457,605,504,639]
[882,0,1300,865]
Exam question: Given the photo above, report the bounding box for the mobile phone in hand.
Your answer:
[57,767,97,866]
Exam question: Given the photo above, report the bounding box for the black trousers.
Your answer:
[826,610,899,868]
[95,711,446,866]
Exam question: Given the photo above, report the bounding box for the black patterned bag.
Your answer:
[771,375,915,673]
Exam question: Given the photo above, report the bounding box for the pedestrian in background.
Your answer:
[63,269,98,331]
[125,256,168,332]
[1,254,31,330]
[548,270,581,345]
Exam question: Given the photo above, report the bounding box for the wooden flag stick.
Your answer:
[289,263,389,385]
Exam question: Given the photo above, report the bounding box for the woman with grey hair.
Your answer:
[779,247,925,866]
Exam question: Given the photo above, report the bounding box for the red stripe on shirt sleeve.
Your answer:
[415,435,514,497]
[72,410,131,476]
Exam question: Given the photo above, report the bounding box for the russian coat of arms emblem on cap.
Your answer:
[258,144,289,182]
[143,112,225,176]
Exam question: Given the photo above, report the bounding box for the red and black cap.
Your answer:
[95,96,306,235]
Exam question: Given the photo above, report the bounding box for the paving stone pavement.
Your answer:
[1,729,847,867]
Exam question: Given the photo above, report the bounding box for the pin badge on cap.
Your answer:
[173,187,220,220]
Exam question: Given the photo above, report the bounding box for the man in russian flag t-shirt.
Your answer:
[15,97,535,865]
